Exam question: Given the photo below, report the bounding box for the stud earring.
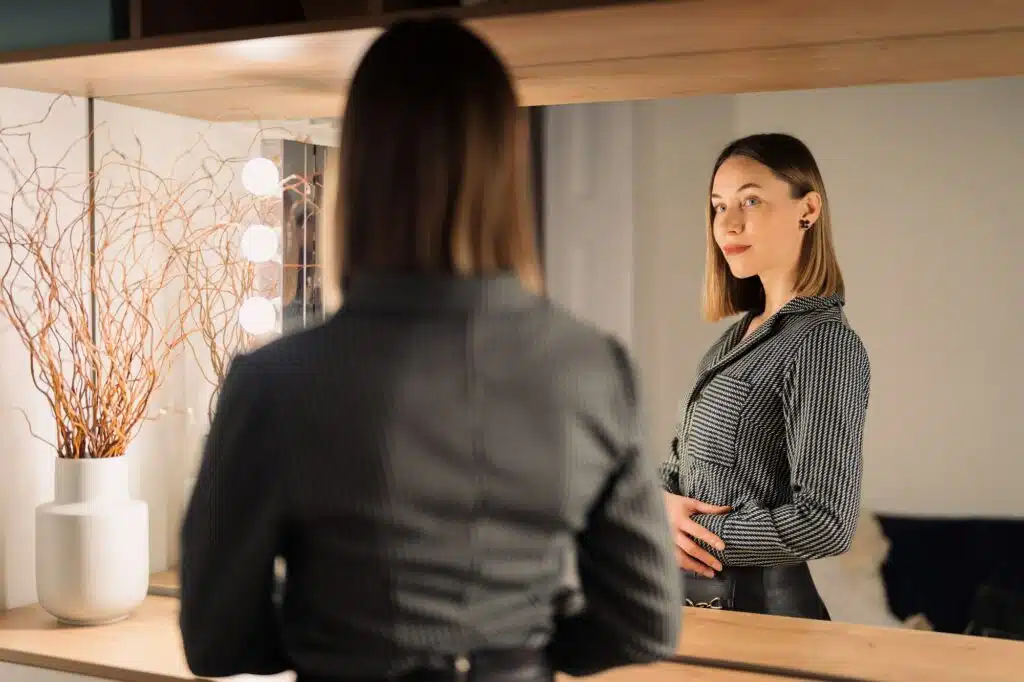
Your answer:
[799,219,811,231]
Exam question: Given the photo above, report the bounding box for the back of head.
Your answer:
[336,17,542,292]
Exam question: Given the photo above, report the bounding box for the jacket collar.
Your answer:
[773,292,845,317]
[707,293,846,377]
[725,292,845,345]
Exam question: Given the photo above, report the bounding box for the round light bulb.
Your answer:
[241,157,281,197]
[238,296,277,335]
[239,224,279,263]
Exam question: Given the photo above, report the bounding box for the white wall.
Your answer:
[543,103,636,349]
[0,93,287,610]
[544,76,1024,518]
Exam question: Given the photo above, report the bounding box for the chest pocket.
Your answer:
[685,374,752,469]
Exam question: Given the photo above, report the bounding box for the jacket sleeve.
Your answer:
[179,353,291,677]
[690,323,871,566]
[548,339,682,677]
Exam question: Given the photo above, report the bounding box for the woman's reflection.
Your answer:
[661,133,871,620]
[282,197,322,332]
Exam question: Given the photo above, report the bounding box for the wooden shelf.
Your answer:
[2,596,1022,682]
[0,0,1020,121]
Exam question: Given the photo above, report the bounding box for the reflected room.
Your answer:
[542,75,1024,639]
[0,3,1021,682]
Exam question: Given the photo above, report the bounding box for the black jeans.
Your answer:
[298,649,552,682]
[682,564,831,620]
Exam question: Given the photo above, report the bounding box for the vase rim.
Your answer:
[55,456,130,463]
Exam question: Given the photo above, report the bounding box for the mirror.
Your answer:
[144,126,335,598]
[541,75,1024,640]
[274,138,329,334]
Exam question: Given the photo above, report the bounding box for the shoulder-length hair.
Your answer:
[702,133,844,322]
[331,17,542,295]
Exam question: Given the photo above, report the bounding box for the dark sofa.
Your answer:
[877,516,1024,638]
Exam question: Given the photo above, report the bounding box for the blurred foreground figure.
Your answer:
[180,17,681,682]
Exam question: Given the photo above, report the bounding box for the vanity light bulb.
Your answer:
[239,224,279,263]
[238,296,277,336]
[241,157,281,197]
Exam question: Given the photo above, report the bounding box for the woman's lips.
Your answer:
[722,245,750,256]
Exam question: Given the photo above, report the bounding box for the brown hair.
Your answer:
[702,133,844,322]
[333,17,542,294]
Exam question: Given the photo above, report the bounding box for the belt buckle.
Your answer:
[685,597,725,609]
[453,655,471,682]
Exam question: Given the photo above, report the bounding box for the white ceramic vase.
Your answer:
[35,457,150,626]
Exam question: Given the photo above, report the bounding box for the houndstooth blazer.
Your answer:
[661,294,871,567]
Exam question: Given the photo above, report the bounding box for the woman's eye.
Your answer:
[712,204,726,214]
[742,196,761,208]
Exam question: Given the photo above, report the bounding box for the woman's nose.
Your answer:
[722,212,743,233]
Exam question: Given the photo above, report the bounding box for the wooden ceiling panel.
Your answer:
[103,85,346,122]
[104,31,1024,121]
[514,30,1024,106]
[0,29,378,99]
[472,0,1024,69]
[0,0,1021,121]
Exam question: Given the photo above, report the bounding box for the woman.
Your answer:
[180,17,681,682]
[282,198,323,332]
[661,133,871,620]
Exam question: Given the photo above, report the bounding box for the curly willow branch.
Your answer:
[0,96,271,458]
[185,173,322,424]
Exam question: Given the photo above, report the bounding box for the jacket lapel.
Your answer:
[686,293,845,405]
[703,315,776,379]
[676,294,846,446]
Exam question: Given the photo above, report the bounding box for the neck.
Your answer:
[758,271,797,317]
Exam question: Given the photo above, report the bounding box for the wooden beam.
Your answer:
[94,28,1024,121]
[513,29,1024,105]
[0,0,1021,120]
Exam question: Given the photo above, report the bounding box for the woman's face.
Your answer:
[710,155,819,282]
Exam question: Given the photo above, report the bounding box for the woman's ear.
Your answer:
[801,191,823,226]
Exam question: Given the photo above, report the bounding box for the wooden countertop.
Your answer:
[1,596,1021,682]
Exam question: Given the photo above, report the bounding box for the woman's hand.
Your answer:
[663,492,731,577]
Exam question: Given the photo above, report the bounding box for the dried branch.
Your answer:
[182,219,258,424]
[182,174,317,424]
[0,97,268,458]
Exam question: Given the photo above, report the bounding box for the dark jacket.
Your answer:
[181,274,681,680]
[662,294,871,566]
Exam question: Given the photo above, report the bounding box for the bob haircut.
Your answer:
[333,17,542,294]
[702,133,844,322]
